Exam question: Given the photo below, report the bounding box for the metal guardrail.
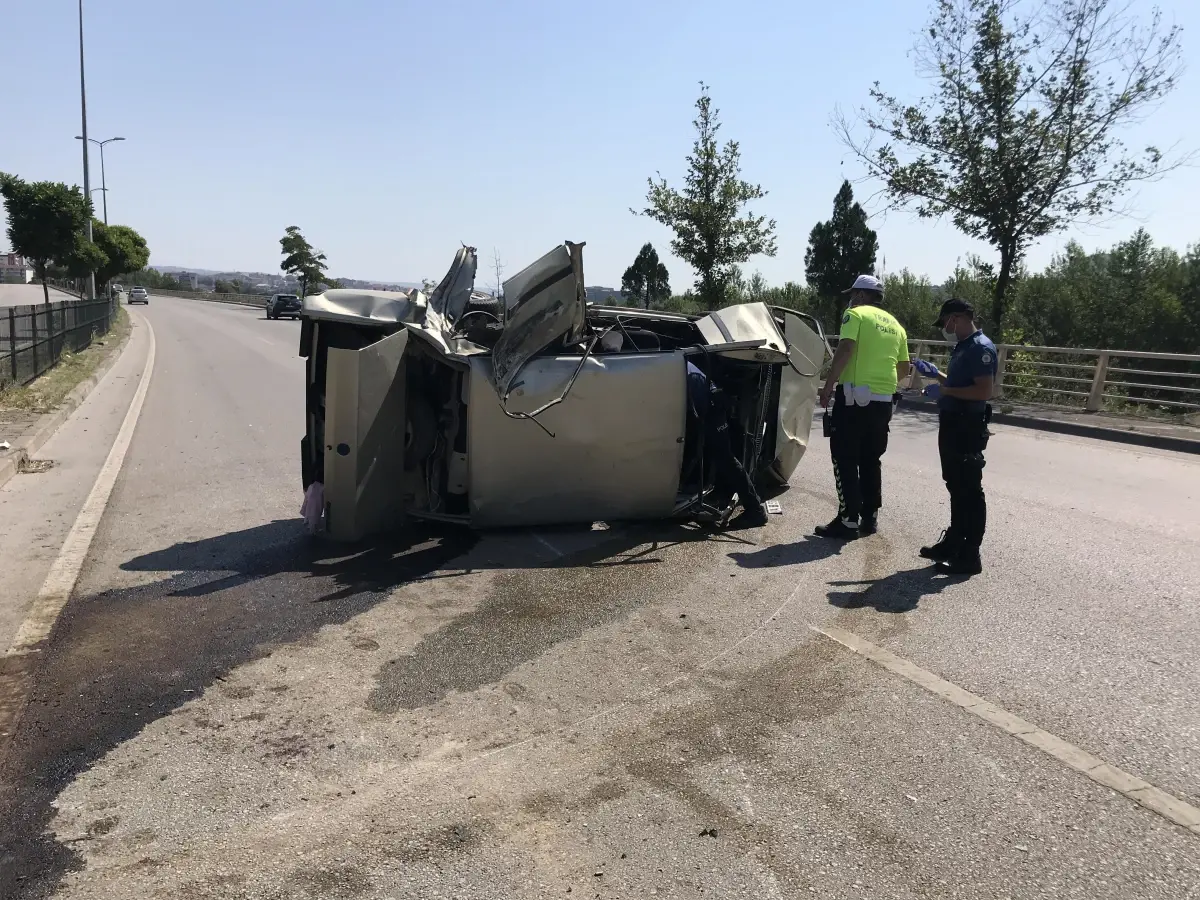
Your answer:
[0,298,114,389]
[147,288,267,308]
[907,339,1200,416]
[148,289,1200,418]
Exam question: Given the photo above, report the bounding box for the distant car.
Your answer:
[266,293,302,320]
[128,287,149,305]
[111,283,124,294]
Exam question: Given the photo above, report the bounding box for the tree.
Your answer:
[804,180,879,327]
[620,242,671,308]
[804,181,878,294]
[837,0,1185,332]
[636,84,777,307]
[93,221,149,287]
[63,233,107,282]
[279,225,329,297]
[0,174,94,304]
[123,268,183,290]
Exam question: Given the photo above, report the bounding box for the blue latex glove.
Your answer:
[912,358,939,378]
[922,382,941,400]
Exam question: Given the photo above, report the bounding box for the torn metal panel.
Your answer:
[772,310,826,482]
[400,320,490,362]
[696,302,790,363]
[302,289,426,327]
[466,352,686,528]
[491,242,586,399]
[427,246,478,324]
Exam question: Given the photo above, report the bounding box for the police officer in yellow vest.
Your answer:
[816,275,910,540]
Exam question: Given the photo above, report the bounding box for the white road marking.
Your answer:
[811,624,1200,835]
[5,314,157,657]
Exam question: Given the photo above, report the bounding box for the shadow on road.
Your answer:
[727,535,847,569]
[0,516,759,898]
[827,565,966,613]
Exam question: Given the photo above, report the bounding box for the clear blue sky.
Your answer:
[2,0,1197,290]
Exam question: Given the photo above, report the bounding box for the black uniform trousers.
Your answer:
[829,389,893,521]
[938,409,989,550]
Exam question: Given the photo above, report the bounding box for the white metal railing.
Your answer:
[906,340,1200,415]
[141,288,266,308]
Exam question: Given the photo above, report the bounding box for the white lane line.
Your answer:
[5,315,157,657]
[811,624,1200,835]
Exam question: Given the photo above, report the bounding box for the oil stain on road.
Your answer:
[0,520,476,900]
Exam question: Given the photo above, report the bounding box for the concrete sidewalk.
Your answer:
[900,392,1200,454]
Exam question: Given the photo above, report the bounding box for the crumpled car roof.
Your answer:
[301,289,427,327]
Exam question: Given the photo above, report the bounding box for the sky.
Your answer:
[2,0,1198,290]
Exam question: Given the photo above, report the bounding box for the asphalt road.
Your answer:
[0,285,80,307]
[1,295,1197,899]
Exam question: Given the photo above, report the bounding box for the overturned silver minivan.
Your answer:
[298,242,828,541]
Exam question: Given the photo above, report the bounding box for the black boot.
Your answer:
[859,512,878,536]
[920,530,961,561]
[937,549,982,576]
[815,515,860,540]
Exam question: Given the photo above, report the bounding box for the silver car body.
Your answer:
[299,243,827,541]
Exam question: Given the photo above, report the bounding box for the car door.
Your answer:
[321,328,410,541]
[490,242,586,402]
[770,309,827,482]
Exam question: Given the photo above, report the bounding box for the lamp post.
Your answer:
[77,0,95,300]
[76,136,125,224]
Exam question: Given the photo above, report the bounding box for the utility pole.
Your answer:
[77,0,95,300]
[492,248,505,301]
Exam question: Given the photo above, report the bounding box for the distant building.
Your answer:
[0,252,34,284]
[174,271,199,289]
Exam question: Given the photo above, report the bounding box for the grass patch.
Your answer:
[0,307,131,413]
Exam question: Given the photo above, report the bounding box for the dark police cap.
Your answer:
[933,297,974,329]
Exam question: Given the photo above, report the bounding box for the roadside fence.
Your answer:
[147,288,266,308]
[907,339,1200,420]
[0,298,114,390]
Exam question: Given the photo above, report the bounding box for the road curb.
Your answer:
[898,396,1200,455]
[0,306,136,491]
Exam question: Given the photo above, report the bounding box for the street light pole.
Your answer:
[77,0,95,300]
[76,136,125,225]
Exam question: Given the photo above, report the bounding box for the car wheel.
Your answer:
[404,393,438,470]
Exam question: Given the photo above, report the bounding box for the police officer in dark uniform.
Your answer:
[915,299,997,575]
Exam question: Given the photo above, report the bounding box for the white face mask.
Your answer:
[942,315,959,344]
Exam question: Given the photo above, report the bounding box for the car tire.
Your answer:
[465,295,501,316]
[404,393,438,470]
